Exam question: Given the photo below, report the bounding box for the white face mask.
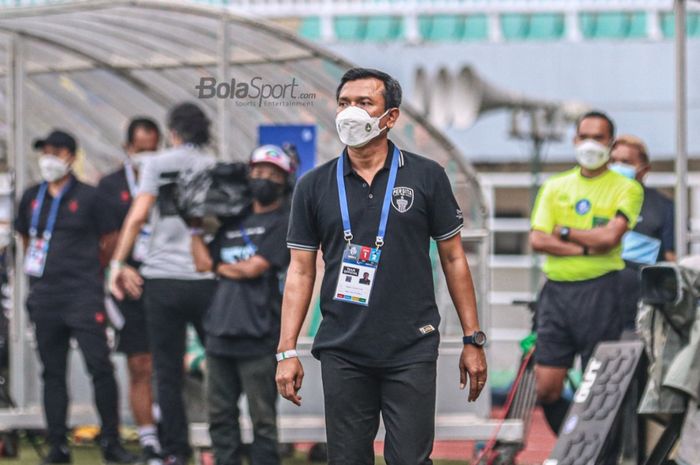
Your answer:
[575,139,610,170]
[335,106,392,148]
[38,154,70,182]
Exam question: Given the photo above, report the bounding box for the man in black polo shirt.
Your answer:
[191,144,293,465]
[609,134,675,330]
[98,118,162,464]
[15,130,135,464]
[276,68,487,464]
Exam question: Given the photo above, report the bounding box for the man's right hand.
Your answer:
[276,357,304,406]
[109,263,143,301]
[119,265,144,300]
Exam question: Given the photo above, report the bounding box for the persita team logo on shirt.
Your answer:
[392,187,414,213]
[575,199,591,215]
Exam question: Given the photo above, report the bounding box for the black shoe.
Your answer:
[142,445,163,465]
[100,439,138,464]
[41,444,71,464]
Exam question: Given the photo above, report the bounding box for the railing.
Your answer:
[480,171,700,343]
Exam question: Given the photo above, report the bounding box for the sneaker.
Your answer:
[40,444,71,464]
[142,445,163,465]
[100,439,138,464]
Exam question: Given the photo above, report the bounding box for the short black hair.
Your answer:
[576,110,616,139]
[127,117,160,144]
[336,68,402,111]
[167,102,210,146]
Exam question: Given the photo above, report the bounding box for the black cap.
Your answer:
[33,130,77,154]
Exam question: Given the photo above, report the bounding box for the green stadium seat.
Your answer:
[418,14,464,41]
[661,12,700,37]
[463,14,489,41]
[626,12,647,38]
[501,13,529,40]
[580,12,646,39]
[298,16,321,40]
[365,15,403,41]
[334,16,366,41]
[418,14,432,39]
[527,13,565,40]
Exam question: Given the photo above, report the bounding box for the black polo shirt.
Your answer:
[634,187,674,262]
[96,167,141,267]
[96,167,132,227]
[205,209,290,358]
[15,176,119,306]
[287,140,464,367]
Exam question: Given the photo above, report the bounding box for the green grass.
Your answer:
[2,442,469,464]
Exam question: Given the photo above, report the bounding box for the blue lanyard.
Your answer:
[336,146,400,248]
[29,180,72,240]
[239,226,258,252]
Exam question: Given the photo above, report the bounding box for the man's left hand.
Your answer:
[460,344,487,402]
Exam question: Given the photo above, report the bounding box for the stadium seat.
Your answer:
[334,15,366,41]
[527,13,565,40]
[628,12,648,38]
[580,12,647,39]
[463,14,489,41]
[418,14,464,41]
[298,16,321,40]
[365,15,404,41]
[501,13,529,40]
[661,12,700,37]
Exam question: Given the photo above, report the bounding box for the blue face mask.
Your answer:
[609,162,637,180]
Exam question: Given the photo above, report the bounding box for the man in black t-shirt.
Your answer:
[190,145,293,465]
[610,135,675,330]
[276,68,487,465]
[97,118,162,464]
[15,130,135,465]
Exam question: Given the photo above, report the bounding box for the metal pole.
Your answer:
[6,33,28,409]
[217,18,230,160]
[530,136,543,296]
[674,0,688,259]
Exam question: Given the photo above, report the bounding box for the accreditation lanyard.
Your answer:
[124,161,153,263]
[332,147,399,307]
[124,162,138,196]
[220,225,258,264]
[239,226,258,254]
[24,180,72,277]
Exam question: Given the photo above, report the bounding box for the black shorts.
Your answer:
[535,271,623,369]
[115,297,150,356]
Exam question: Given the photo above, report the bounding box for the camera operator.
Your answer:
[109,103,216,465]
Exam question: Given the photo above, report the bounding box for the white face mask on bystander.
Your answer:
[38,154,70,182]
[335,106,392,148]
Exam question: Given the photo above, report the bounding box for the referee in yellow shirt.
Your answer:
[529,111,643,437]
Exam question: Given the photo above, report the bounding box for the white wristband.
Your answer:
[276,349,298,362]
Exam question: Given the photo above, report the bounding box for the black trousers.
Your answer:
[207,353,279,465]
[29,299,119,447]
[143,278,215,459]
[320,352,437,465]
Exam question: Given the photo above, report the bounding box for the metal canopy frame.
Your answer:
[0,0,495,441]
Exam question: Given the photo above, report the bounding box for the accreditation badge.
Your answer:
[333,243,381,307]
[132,225,152,263]
[24,237,49,277]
